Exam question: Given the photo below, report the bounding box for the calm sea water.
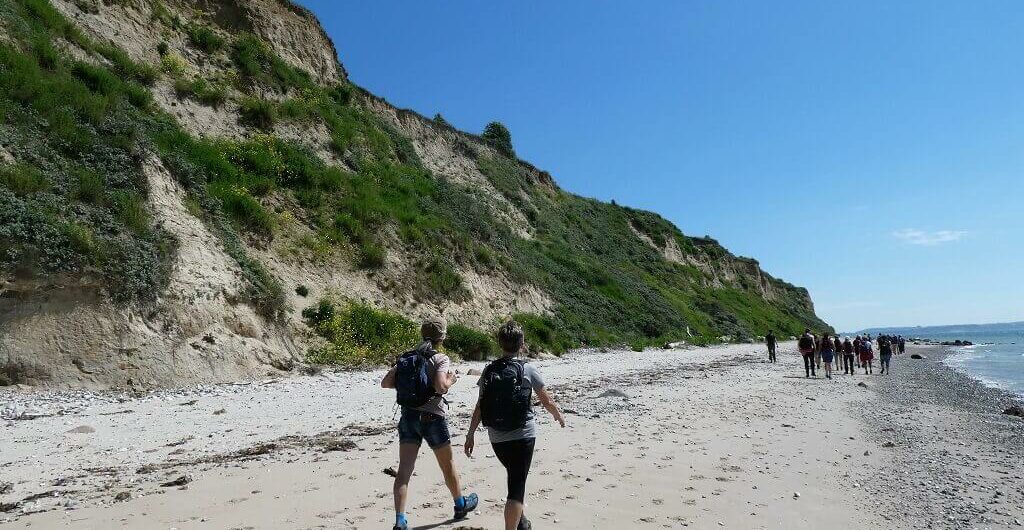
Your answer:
[941,328,1024,398]
[853,323,1024,398]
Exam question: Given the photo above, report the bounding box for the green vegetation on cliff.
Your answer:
[0,0,172,303]
[0,0,828,365]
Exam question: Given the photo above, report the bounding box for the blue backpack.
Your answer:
[395,347,436,408]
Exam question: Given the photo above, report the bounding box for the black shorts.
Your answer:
[492,437,536,503]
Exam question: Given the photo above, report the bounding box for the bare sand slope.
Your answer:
[5,342,1009,529]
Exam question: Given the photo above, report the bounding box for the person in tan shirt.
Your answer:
[381,317,478,530]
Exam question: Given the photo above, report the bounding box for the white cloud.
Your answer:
[892,228,967,246]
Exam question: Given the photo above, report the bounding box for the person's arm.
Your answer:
[382,370,397,390]
[464,400,482,457]
[536,387,565,428]
[433,357,457,394]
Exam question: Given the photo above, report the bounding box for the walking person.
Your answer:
[897,336,906,355]
[381,317,479,530]
[819,332,836,379]
[859,335,874,374]
[465,321,566,530]
[842,336,855,375]
[766,330,778,363]
[814,333,822,370]
[798,328,817,378]
[879,335,894,375]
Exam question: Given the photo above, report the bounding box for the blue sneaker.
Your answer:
[453,492,479,519]
[393,513,409,530]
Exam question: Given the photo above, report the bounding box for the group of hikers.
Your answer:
[766,329,906,378]
[381,320,911,530]
[381,318,564,530]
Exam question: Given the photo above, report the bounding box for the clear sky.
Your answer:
[296,0,1024,332]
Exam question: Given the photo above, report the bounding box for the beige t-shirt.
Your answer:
[412,351,452,417]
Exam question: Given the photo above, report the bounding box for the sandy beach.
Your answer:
[2,342,1022,530]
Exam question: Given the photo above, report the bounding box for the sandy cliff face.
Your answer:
[0,0,824,389]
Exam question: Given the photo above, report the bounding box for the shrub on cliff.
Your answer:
[186,23,224,54]
[231,32,310,91]
[239,97,277,130]
[482,121,515,158]
[304,299,419,365]
[445,324,496,361]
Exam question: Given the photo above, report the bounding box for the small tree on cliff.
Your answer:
[482,121,515,158]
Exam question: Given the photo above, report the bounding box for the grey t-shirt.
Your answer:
[477,360,545,444]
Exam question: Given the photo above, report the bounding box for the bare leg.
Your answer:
[394,443,420,515]
[504,500,525,530]
[432,444,464,502]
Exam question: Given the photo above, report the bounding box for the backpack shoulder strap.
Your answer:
[511,359,527,386]
[479,359,501,387]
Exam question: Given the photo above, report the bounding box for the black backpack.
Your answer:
[394,347,436,408]
[798,335,814,351]
[479,358,533,431]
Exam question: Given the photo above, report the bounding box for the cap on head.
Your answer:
[496,320,525,354]
[420,317,447,342]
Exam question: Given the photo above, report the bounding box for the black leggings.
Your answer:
[492,437,535,503]
[843,354,855,373]
[802,354,816,376]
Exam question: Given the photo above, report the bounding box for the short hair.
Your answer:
[496,320,525,353]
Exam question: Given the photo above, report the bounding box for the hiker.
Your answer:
[465,321,566,530]
[766,330,778,363]
[897,336,906,355]
[381,317,479,530]
[879,335,893,375]
[798,329,817,378]
[859,335,874,374]
[833,335,843,361]
[813,332,822,370]
[819,332,836,379]
[842,336,855,375]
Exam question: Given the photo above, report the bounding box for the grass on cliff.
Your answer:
[173,76,228,107]
[472,156,821,347]
[0,0,172,303]
[0,0,286,318]
[196,27,821,346]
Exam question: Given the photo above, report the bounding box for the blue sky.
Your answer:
[297,0,1024,332]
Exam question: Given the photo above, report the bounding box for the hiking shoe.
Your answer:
[518,514,533,530]
[454,493,479,519]
[393,521,408,530]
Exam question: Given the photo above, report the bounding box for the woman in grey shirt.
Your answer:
[465,321,565,530]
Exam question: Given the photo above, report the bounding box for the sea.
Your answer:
[854,322,1024,399]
